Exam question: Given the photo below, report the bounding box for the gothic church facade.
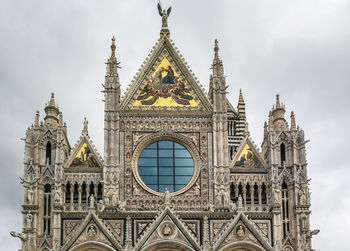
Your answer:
[13,8,318,251]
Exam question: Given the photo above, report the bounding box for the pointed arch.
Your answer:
[46,141,52,164]
[141,240,194,251]
[219,241,266,251]
[70,241,115,251]
[43,183,52,235]
[280,143,286,164]
[281,180,290,239]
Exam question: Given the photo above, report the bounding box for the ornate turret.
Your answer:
[270,94,288,131]
[212,39,224,78]
[44,93,59,126]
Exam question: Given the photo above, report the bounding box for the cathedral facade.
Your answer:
[12,8,318,251]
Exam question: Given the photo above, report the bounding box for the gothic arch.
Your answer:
[70,241,115,251]
[219,241,266,251]
[140,240,194,251]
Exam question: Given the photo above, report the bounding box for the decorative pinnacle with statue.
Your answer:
[157,2,171,34]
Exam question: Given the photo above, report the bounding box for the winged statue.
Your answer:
[157,2,172,28]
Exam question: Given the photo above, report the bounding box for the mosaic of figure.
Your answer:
[234,144,259,168]
[134,57,197,107]
[70,143,98,167]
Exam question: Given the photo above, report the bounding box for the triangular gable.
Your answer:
[38,129,55,144]
[213,212,273,251]
[135,207,200,251]
[120,35,212,111]
[65,135,103,169]
[231,137,268,169]
[41,166,54,179]
[39,238,51,250]
[61,212,123,251]
[282,236,296,251]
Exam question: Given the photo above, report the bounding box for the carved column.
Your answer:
[250,186,254,205]
[70,187,73,211]
[78,183,82,211]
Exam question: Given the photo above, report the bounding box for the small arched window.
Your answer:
[230,183,235,202]
[254,183,259,205]
[65,182,71,203]
[97,183,103,202]
[43,184,51,235]
[280,143,286,165]
[246,183,251,204]
[282,181,290,238]
[81,182,87,204]
[46,142,52,165]
[261,183,267,204]
[73,182,79,203]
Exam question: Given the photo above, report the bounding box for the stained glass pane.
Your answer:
[138,140,194,193]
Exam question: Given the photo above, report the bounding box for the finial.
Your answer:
[111,36,116,57]
[82,117,88,135]
[49,93,55,106]
[214,39,219,59]
[290,111,296,131]
[276,94,281,108]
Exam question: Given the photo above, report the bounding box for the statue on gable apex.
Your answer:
[157,2,172,28]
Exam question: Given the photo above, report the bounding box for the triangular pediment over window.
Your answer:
[120,35,212,112]
[65,135,103,170]
[231,137,268,169]
[213,212,273,251]
[135,207,200,251]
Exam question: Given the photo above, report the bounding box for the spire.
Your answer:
[82,117,88,135]
[49,93,55,106]
[237,89,246,119]
[104,36,121,112]
[106,36,119,76]
[157,3,171,36]
[290,111,296,131]
[239,89,245,104]
[212,39,224,77]
[44,93,59,125]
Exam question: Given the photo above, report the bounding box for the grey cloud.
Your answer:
[1,0,349,249]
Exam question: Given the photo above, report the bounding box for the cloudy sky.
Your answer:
[1,0,349,250]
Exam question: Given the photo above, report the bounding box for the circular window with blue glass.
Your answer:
[138,140,194,193]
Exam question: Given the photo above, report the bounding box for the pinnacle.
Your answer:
[49,93,55,106]
[214,39,219,59]
[111,36,116,57]
[276,94,281,108]
[239,89,245,104]
[82,117,88,135]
